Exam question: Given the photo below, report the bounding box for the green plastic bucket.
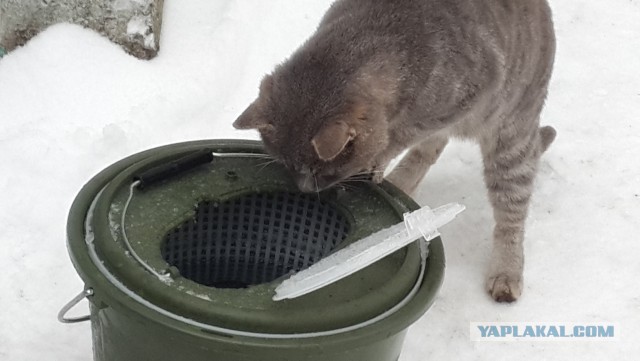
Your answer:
[61,139,445,361]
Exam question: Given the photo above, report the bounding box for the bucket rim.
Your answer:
[65,139,445,345]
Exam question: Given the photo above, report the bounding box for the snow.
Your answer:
[0,0,638,359]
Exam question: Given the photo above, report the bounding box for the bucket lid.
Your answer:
[72,140,439,335]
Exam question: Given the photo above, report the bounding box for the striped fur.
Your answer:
[233,0,556,302]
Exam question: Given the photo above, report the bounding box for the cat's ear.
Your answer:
[312,121,356,161]
[233,75,274,130]
[233,102,267,129]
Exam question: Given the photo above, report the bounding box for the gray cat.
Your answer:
[233,0,556,302]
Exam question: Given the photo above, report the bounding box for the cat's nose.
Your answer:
[296,176,318,193]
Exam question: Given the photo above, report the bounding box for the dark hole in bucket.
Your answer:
[162,192,350,288]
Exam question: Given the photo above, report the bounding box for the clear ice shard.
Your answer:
[273,203,465,301]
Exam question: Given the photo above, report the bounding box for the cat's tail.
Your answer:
[539,126,556,153]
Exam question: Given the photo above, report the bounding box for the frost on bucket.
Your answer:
[61,140,448,361]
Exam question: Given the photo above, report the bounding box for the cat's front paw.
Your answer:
[486,273,522,303]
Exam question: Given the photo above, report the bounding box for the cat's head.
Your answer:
[233,73,391,193]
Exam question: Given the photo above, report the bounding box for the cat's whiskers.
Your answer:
[341,178,371,185]
[334,182,357,192]
[313,174,321,200]
[256,159,279,173]
[348,172,381,180]
[350,170,385,178]
[336,179,361,189]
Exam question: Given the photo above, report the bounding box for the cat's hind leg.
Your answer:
[481,124,552,302]
[386,136,448,195]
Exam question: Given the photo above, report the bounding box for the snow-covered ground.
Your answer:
[1,0,639,360]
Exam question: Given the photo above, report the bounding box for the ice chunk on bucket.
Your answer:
[273,203,465,301]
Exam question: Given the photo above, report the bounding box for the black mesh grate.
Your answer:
[162,192,350,288]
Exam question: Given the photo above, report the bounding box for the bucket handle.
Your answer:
[58,288,94,323]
